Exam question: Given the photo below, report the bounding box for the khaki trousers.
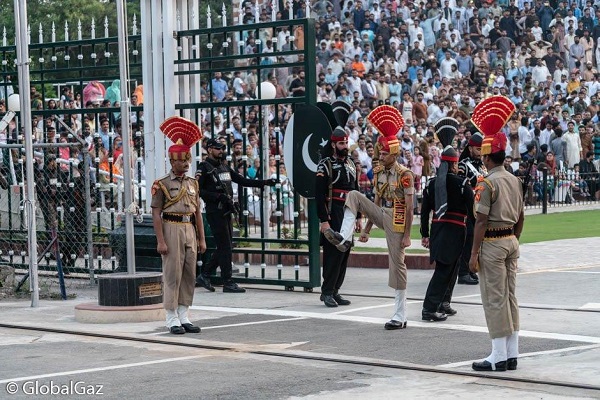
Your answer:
[478,236,520,339]
[345,191,407,290]
[162,221,197,310]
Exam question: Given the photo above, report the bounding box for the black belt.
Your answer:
[432,212,467,227]
[331,189,350,202]
[485,226,514,239]
[162,213,193,223]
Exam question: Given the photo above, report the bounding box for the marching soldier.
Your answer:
[324,105,414,329]
[195,138,278,293]
[469,96,524,372]
[316,126,359,308]
[151,117,206,335]
[420,117,474,322]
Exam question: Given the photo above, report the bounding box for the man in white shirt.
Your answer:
[327,53,345,77]
[531,20,543,42]
[440,51,458,78]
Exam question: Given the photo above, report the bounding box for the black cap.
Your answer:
[206,138,226,149]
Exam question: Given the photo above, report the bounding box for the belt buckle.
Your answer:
[181,215,191,223]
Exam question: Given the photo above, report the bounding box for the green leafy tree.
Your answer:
[0,0,140,44]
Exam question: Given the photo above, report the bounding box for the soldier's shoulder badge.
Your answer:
[401,173,413,188]
[151,180,161,196]
[373,165,384,174]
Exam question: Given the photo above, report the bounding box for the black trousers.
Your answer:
[423,260,459,313]
[321,202,349,295]
[321,240,350,295]
[457,217,475,277]
[202,212,234,282]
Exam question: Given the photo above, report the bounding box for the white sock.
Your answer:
[339,208,357,242]
[507,331,519,359]
[391,289,407,322]
[485,337,508,368]
[165,309,181,328]
[177,305,191,325]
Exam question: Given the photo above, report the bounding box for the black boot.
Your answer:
[438,302,457,316]
[320,294,338,307]
[223,281,246,293]
[196,274,215,292]
[333,294,351,305]
[422,310,448,322]
[472,360,507,371]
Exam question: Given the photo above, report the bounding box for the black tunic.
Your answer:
[420,174,474,265]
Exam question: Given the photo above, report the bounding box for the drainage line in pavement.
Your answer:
[1,322,599,393]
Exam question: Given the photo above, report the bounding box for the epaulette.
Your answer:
[373,165,384,174]
[395,163,411,175]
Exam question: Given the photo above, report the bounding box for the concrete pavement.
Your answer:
[1,232,600,399]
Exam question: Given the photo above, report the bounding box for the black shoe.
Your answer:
[469,272,479,282]
[181,323,201,333]
[384,320,407,330]
[472,360,507,372]
[458,274,479,285]
[223,282,246,293]
[323,228,344,245]
[333,294,351,306]
[169,326,186,335]
[321,294,338,307]
[422,311,448,322]
[335,240,352,253]
[195,275,215,292]
[438,302,457,316]
[507,358,518,370]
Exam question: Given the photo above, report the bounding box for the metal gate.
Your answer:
[172,17,320,290]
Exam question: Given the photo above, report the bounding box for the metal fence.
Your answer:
[0,15,143,297]
[524,168,599,212]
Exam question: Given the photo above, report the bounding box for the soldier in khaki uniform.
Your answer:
[151,117,206,335]
[325,106,414,330]
[468,96,525,372]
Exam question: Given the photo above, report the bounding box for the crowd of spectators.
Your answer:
[3,0,600,223]
[196,0,600,211]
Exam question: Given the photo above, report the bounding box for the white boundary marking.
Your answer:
[580,303,600,310]
[146,317,307,335]
[439,344,600,368]
[0,355,211,384]
[190,305,600,344]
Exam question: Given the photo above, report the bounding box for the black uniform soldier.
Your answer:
[421,117,474,322]
[316,127,359,307]
[454,130,485,285]
[195,138,278,293]
[151,117,206,335]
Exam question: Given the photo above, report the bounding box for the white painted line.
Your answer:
[333,303,396,315]
[190,305,600,344]
[451,294,482,299]
[518,264,600,275]
[0,355,211,384]
[439,344,600,368]
[547,271,600,274]
[202,317,306,330]
[580,303,600,310]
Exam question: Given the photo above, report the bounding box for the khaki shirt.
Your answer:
[374,163,415,204]
[150,171,199,214]
[475,165,523,229]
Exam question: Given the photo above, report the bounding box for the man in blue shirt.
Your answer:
[211,72,229,101]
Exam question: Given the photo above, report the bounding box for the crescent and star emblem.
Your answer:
[302,133,318,172]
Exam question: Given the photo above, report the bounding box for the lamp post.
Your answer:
[255,82,276,239]
[13,0,38,307]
